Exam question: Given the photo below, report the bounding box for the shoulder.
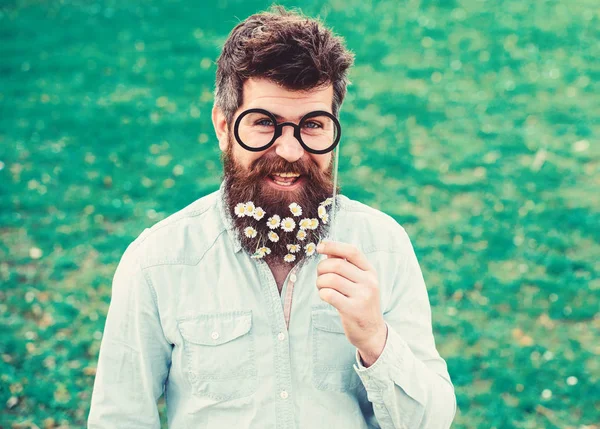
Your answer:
[123,189,226,267]
[336,194,412,255]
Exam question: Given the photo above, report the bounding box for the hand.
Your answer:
[316,240,388,366]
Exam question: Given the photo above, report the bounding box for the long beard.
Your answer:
[221,138,338,266]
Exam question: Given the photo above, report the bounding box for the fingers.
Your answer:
[316,241,372,272]
[317,256,366,284]
[316,272,357,297]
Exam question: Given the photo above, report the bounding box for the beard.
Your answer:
[221,135,339,267]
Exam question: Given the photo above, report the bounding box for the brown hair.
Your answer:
[214,5,355,126]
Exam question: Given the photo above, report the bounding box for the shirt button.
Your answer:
[211,331,219,340]
[278,332,285,341]
[280,390,288,399]
[289,274,297,283]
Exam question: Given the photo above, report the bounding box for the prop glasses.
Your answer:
[233,108,342,155]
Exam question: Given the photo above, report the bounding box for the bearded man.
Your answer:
[88,6,456,429]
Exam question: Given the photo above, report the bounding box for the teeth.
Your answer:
[272,172,300,178]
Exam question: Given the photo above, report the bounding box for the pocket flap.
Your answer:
[311,308,346,333]
[178,311,252,346]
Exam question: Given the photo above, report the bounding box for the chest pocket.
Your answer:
[177,311,258,401]
[311,306,363,392]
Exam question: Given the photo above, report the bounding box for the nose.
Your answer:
[273,124,304,163]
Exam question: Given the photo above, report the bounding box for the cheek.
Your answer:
[311,153,332,171]
[232,146,262,170]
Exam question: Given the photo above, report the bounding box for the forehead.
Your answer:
[240,77,333,121]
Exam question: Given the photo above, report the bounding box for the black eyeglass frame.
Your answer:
[233,108,342,155]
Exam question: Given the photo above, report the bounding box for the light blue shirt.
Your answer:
[88,181,456,428]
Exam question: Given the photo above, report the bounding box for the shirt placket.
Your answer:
[256,259,297,429]
[282,264,301,331]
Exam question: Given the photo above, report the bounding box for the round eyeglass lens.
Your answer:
[299,113,339,153]
[236,111,276,150]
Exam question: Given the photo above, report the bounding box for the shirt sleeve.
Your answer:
[88,234,172,428]
[352,227,457,429]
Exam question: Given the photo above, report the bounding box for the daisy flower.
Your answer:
[253,207,265,221]
[299,218,312,230]
[287,243,300,253]
[234,203,246,217]
[281,217,296,232]
[268,231,279,242]
[251,245,267,258]
[267,215,281,229]
[309,218,319,230]
[258,246,271,255]
[321,197,333,207]
[283,254,296,263]
[244,226,257,238]
[320,213,329,224]
[296,229,307,241]
[318,205,327,218]
[304,242,317,256]
[251,246,271,259]
[289,202,302,217]
[244,201,255,217]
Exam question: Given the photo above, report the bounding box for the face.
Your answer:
[215,77,334,176]
[212,77,339,265]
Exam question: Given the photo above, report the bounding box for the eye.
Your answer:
[255,118,274,127]
[303,121,322,129]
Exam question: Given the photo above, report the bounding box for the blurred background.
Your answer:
[1,0,598,427]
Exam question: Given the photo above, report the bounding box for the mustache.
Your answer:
[247,155,316,179]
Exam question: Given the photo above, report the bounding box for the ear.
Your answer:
[212,104,229,152]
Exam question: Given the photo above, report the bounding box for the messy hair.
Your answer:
[214,5,355,125]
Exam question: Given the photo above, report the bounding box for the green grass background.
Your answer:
[1,0,598,427]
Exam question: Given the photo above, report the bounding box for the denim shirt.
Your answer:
[88,181,456,429]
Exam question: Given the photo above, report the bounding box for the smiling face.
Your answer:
[215,77,334,179]
[212,77,339,263]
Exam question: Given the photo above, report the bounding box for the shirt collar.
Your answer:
[216,180,243,253]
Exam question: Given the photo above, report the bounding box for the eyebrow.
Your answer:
[269,110,332,122]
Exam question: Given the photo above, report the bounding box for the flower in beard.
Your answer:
[280,217,296,232]
[299,218,312,230]
[296,229,307,241]
[287,243,300,253]
[318,205,327,218]
[284,254,296,263]
[234,203,247,217]
[309,218,319,230]
[251,250,264,259]
[244,226,257,238]
[253,207,265,221]
[320,213,329,224]
[289,203,302,217]
[305,242,317,256]
[251,246,271,259]
[267,215,281,229]
[321,197,333,207]
[268,231,279,242]
[244,201,255,217]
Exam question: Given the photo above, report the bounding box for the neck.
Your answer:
[266,260,293,292]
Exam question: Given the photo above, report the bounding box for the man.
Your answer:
[88,6,456,429]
